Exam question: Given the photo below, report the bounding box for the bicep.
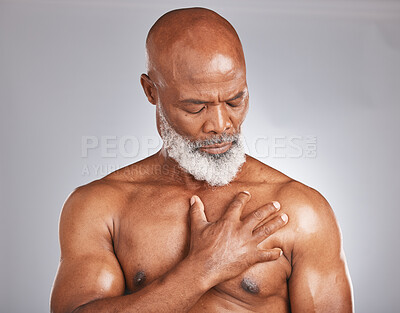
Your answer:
[288,196,353,312]
[51,189,125,313]
[51,254,125,313]
[289,251,353,313]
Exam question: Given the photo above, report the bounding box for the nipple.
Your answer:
[241,277,260,294]
[134,271,147,287]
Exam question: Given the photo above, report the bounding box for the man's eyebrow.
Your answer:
[226,91,245,102]
[180,99,213,105]
[180,91,245,105]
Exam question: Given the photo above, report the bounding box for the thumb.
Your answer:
[189,195,208,229]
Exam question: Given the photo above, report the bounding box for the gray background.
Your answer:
[1,0,399,312]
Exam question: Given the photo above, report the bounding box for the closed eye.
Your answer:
[227,101,242,108]
[226,91,245,108]
[189,106,205,114]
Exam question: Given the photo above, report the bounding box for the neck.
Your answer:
[155,147,220,190]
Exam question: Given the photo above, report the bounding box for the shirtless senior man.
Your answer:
[51,7,353,313]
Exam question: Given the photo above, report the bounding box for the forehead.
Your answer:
[159,47,247,100]
[179,77,247,101]
[161,70,247,102]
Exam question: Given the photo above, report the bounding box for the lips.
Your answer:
[199,142,233,154]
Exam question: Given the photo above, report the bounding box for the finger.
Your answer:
[189,195,208,230]
[256,248,283,263]
[224,191,251,220]
[242,201,280,230]
[252,213,288,241]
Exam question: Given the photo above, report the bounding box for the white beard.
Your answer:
[158,106,246,186]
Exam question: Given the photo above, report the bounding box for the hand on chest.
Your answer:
[116,190,292,298]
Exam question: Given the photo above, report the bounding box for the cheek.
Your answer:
[232,106,249,128]
[170,112,202,136]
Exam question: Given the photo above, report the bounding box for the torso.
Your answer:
[103,155,299,312]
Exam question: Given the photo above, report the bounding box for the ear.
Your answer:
[140,74,157,105]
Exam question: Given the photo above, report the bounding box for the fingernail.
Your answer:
[242,190,250,196]
[272,201,280,211]
[281,213,288,222]
[190,196,196,206]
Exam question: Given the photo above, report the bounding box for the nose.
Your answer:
[203,105,232,134]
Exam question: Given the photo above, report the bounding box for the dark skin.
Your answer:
[51,8,353,313]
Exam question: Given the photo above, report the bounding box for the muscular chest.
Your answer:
[113,188,292,303]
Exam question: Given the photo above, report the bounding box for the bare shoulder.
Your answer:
[62,155,157,222]
[275,178,343,264]
[247,157,335,226]
[246,156,341,246]
[61,178,125,223]
[58,179,126,259]
[277,179,339,238]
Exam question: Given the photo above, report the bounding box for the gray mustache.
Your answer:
[191,133,240,149]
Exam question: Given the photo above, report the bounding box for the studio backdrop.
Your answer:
[0,1,399,312]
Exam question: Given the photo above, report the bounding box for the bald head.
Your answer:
[145,8,246,85]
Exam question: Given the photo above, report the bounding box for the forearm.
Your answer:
[73,257,211,313]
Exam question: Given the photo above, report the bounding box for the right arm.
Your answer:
[50,188,288,313]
